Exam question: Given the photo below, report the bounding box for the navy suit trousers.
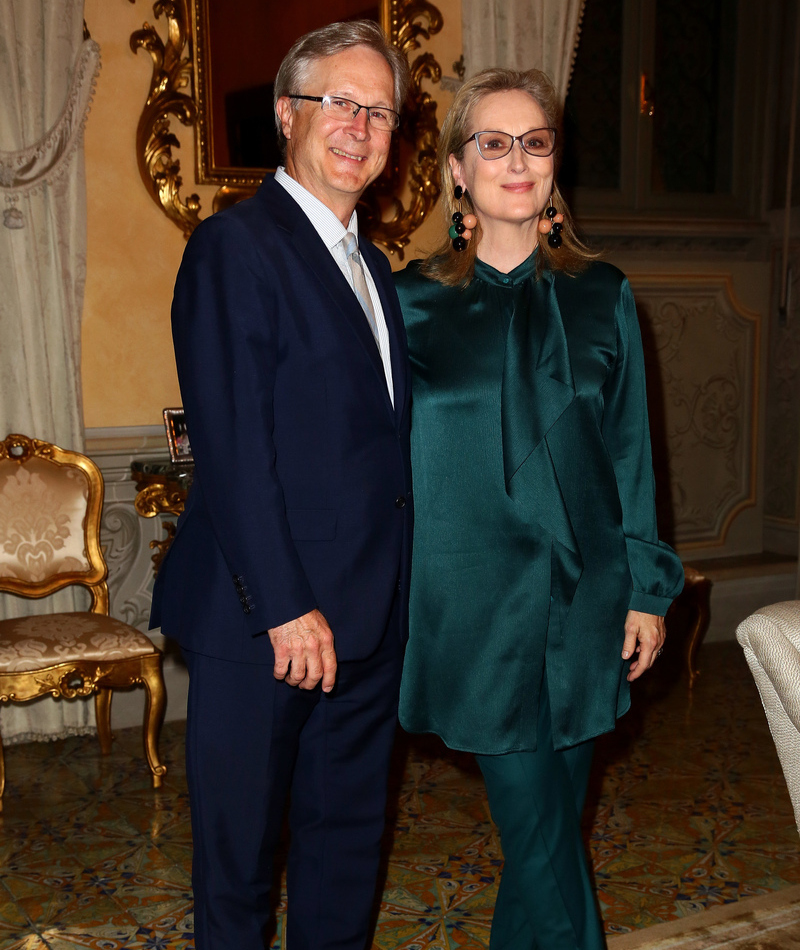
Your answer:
[183,599,403,950]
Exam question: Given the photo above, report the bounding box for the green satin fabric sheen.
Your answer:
[396,255,684,753]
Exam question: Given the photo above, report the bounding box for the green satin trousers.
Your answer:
[476,683,607,950]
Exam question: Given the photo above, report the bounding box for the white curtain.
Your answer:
[0,0,100,742]
[462,0,586,99]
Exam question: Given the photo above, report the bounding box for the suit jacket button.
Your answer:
[243,605,251,615]
[395,496,406,508]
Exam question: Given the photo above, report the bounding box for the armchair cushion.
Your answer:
[0,461,91,581]
[0,613,157,672]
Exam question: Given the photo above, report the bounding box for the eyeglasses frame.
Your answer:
[461,127,558,161]
[288,94,401,131]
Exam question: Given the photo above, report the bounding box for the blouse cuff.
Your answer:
[628,589,676,617]
[625,535,685,615]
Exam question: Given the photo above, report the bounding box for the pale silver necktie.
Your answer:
[342,232,379,342]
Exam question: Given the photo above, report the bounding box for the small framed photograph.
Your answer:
[163,408,193,464]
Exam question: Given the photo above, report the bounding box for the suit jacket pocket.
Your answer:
[285,508,337,541]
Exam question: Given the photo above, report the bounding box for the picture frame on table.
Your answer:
[163,408,193,464]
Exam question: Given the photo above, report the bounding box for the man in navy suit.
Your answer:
[150,20,412,950]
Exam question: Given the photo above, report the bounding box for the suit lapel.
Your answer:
[361,238,408,424]
[257,177,387,390]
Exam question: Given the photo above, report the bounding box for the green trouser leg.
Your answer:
[476,684,606,950]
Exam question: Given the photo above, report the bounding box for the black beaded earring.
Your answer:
[449,185,477,252]
[546,197,563,249]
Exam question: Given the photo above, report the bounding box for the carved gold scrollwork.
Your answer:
[134,482,187,518]
[0,665,104,702]
[129,0,202,238]
[0,433,57,464]
[132,474,186,575]
[55,667,104,699]
[149,520,177,574]
[359,0,443,256]
[129,0,443,252]
[0,659,163,704]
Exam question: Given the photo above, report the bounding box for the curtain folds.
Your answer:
[462,0,586,99]
[0,40,99,207]
[0,0,100,743]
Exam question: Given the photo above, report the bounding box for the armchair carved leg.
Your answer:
[140,653,167,788]
[683,567,712,689]
[95,687,113,755]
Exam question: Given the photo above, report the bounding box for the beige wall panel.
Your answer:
[764,242,800,532]
[617,261,769,559]
[82,0,216,429]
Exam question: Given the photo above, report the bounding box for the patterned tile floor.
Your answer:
[0,640,798,949]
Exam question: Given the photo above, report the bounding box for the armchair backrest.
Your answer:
[0,434,108,613]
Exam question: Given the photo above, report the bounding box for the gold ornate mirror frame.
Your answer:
[129,0,443,256]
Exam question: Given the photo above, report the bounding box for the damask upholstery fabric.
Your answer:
[737,602,800,835]
[461,0,586,97]
[0,613,155,672]
[0,459,90,582]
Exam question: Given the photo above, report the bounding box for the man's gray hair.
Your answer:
[273,20,411,155]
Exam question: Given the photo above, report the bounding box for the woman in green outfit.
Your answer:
[395,68,685,949]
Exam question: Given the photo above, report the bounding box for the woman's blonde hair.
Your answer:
[421,67,596,286]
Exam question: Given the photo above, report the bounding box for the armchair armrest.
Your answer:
[736,601,800,834]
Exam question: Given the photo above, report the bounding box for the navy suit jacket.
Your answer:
[150,174,413,665]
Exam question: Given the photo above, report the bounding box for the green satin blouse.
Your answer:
[396,253,684,754]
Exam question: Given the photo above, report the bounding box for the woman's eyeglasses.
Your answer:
[462,128,557,160]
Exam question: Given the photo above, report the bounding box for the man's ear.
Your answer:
[276,97,294,141]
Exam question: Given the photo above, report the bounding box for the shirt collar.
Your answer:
[275,166,358,250]
[474,250,539,288]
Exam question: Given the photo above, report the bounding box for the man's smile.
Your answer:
[331,147,367,161]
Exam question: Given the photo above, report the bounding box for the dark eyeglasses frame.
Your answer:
[461,128,558,160]
[289,94,401,131]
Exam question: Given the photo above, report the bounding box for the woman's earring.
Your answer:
[539,196,564,249]
[449,185,477,252]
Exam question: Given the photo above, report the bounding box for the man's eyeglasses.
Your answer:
[290,94,400,132]
[462,128,557,160]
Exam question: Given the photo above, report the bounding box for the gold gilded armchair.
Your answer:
[0,434,166,807]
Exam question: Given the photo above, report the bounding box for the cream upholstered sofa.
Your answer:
[736,602,800,835]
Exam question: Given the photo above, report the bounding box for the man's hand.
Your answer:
[621,609,665,682]
[268,609,337,692]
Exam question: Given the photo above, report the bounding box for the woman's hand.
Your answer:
[622,610,665,682]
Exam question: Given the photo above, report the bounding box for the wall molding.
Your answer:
[764,242,800,526]
[629,273,761,553]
